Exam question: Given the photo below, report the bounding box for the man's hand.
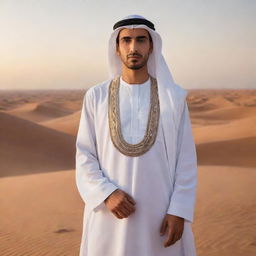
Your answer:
[104,189,136,219]
[160,214,184,247]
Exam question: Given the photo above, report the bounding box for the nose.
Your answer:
[130,39,138,52]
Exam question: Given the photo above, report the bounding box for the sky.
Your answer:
[0,0,255,90]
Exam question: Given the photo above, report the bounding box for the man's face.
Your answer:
[116,28,153,70]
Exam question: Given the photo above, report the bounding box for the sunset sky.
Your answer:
[0,0,255,90]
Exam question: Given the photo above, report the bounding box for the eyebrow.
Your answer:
[120,35,149,40]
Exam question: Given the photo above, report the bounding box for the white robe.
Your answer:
[75,77,198,256]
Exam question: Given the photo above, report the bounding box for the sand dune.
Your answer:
[0,89,255,256]
[193,165,256,256]
[5,101,57,122]
[187,90,256,168]
[188,89,256,116]
[1,89,84,123]
[0,170,82,256]
[1,89,256,175]
[196,136,256,167]
[40,110,81,136]
[194,116,256,144]
[34,101,75,117]
[5,100,82,123]
[0,111,76,177]
[191,105,256,123]
[0,166,255,256]
[187,94,235,112]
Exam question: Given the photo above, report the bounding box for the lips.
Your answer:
[128,53,142,59]
[128,54,141,59]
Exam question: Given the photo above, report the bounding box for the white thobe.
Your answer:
[76,76,198,256]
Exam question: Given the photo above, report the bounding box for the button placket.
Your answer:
[136,85,141,143]
[131,86,138,144]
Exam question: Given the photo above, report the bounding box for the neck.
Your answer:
[121,65,149,84]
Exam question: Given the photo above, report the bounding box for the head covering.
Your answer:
[113,16,155,30]
[108,14,188,187]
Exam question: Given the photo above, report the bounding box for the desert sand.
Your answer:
[0,88,255,255]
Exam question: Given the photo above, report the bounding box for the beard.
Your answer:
[126,60,147,70]
[122,53,149,70]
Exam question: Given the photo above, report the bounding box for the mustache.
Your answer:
[127,53,142,58]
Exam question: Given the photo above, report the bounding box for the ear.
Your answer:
[149,41,153,54]
[116,43,120,56]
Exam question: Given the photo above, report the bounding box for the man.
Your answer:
[76,14,198,256]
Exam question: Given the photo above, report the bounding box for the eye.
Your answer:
[122,38,131,43]
[137,38,147,43]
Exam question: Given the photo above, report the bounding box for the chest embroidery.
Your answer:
[108,75,160,157]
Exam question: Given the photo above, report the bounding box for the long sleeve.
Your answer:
[75,88,119,213]
[167,101,198,223]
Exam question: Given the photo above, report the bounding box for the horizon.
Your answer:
[1,87,256,92]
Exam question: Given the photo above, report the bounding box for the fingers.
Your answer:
[175,230,182,242]
[172,232,180,245]
[161,214,185,247]
[125,193,136,205]
[164,226,175,247]
[112,195,136,219]
[113,210,123,219]
[105,189,136,219]
[113,207,133,219]
[124,197,136,212]
[164,227,183,247]
[118,204,133,218]
[160,218,168,236]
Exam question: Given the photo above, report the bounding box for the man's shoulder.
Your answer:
[172,83,188,101]
[85,79,112,99]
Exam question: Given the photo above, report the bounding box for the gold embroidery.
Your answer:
[108,75,160,157]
